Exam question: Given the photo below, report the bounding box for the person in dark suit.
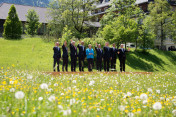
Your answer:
[62,41,68,72]
[110,43,118,71]
[95,43,103,71]
[118,44,130,72]
[103,42,111,72]
[70,40,77,72]
[53,42,61,72]
[77,41,86,72]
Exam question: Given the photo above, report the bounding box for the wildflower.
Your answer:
[10,88,15,92]
[38,97,43,101]
[118,105,125,111]
[148,88,153,93]
[127,92,132,97]
[89,80,95,86]
[70,98,76,105]
[62,109,71,116]
[153,102,162,110]
[140,93,148,100]
[128,112,134,117]
[58,105,63,110]
[143,100,148,105]
[172,109,176,116]
[54,83,58,87]
[27,75,33,80]
[40,83,48,89]
[72,80,76,83]
[156,90,160,94]
[48,95,55,102]
[15,91,25,99]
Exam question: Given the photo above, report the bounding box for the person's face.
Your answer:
[56,42,59,46]
[81,42,84,45]
[121,45,123,48]
[107,43,109,47]
[73,42,75,46]
[98,44,101,48]
[89,45,91,49]
[113,44,115,47]
[65,42,67,46]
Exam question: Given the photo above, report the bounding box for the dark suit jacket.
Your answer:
[103,46,111,60]
[111,47,118,59]
[53,46,61,59]
[70,43,77,59]
[95,47,103,60]
[77,44,86,59]
[118,48,128,60]
[62,44,68,58]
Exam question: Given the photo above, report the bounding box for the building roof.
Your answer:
[0,3,49,23]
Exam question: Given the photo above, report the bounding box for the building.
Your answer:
[90,0,176,50]
[0,3,49,36]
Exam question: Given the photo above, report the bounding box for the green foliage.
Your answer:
[48,0,97,39]
[3,5,22,39]
[61,25,72,44]
[148,0,174,49]
[25,9,40,36]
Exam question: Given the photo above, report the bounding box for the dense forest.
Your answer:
[0,0,50,7]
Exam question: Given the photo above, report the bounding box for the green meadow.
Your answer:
[0,37,176,72]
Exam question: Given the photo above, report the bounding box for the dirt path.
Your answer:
[45,71,152,76]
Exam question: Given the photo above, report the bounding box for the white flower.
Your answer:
[62,109,71,116]
[58,105,63,110]
[10,88,15,92]
[153,102,162,110]
[89,80,95,86]
[156,90,160,94]
[54,83,58,87]
[70,98,76,105]
[10,81,14,84]
[15,91,25,99]
[127,92,132,97]
[143,100,148,105]
[160,97,165,101]
[40,83,48,89]
[140,93,148,100]
[148,88,153,93]
[118,105,126,111]
[38,97,43,101]
[172,109,176,116]
[48,95,55,102]
[61,93,64,96]
[128,112,134,117]
[109,90,113,94]
[27,75,33,80]
[72,80,76,83]
[134,96,140,99]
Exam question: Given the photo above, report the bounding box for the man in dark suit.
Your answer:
[70,40,77,72]
[77,41,86,72]
[103,42,111,72]
[118,44,130,72]
[53,42,61,72]
[95,43,103,71]
[110,43,118,71]
[62,41,68,72]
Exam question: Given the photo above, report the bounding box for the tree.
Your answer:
[99,0,143,48]
[48,0,97,39]
[3,5,22,39]
[25,9,40,36]
[148,0,173,50]
[61,25,72,44]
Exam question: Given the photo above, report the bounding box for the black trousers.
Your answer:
[111,58,117,70]
[62,57,68,72]
[119,58,126,72]
[104,58,110,72]
[53,58,60,72]
[87,58,93,72]
[96,58,102,71]
[79,57,85,72]
[71,57,77,72]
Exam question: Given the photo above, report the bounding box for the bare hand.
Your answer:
[118,52,120,54]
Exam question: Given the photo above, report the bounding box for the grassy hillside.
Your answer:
[0,37,176,72]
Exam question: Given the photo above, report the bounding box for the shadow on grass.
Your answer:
[154,50,176,65]
[126,51,166,72]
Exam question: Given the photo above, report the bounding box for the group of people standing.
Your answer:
[53,40,129,72]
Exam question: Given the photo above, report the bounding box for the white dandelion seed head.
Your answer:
[10,88,15,92]
[172,109,176,116]
[147,88,153,93]
[156,90,160,94]
[118,105,126,111]
[70,98,76,105]
[15,91,25,99]
[54,83,58,87]
[58,105,63,110]
[72,80,77,83]
[140,93,148,100]
[38,97,43,101]
[62,109,71,116]
[153,102,162,110]
[143,100,148,105]
[48,95,55,102]
[127,92,132,97]
[27,75,33,80]
[128,112,134,117]
[40,83,48,89]
[89,80,95,86]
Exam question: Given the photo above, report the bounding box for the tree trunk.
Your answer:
[161,23,164,50]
